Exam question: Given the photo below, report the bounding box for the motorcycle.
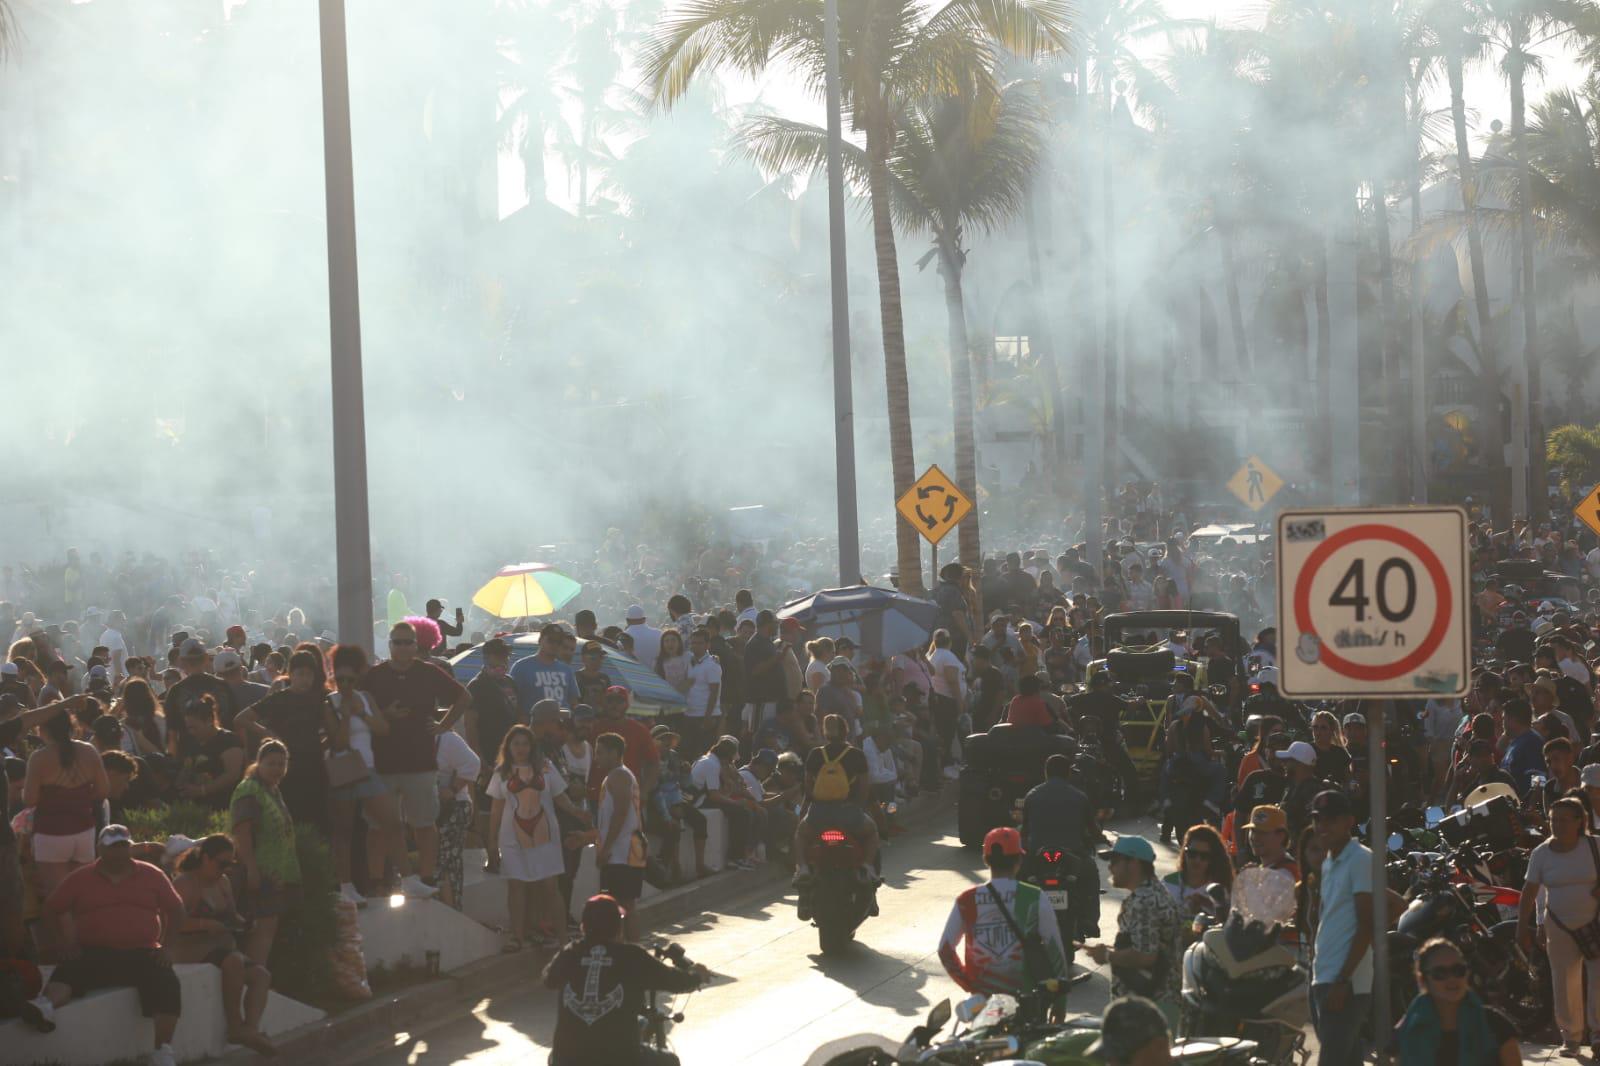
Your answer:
[805,822,878,955]
[1180,867,1311,1066]
[1021,845,1099,948]
[639,940,705,1057]
[813,980,1259,1065]
[1385,846,1550,1037]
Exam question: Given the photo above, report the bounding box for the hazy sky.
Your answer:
[510,0,1587,217]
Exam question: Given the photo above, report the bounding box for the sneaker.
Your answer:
[338,882,368,907]
[21,996,55,1033]
[942,766,961,780]
[149,1044,177,1066]
[401,875,439,899]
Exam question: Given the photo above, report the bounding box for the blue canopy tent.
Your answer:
[776,586,940,663]
[448,636,687,717]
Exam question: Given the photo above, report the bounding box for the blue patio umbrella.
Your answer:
[448,636,686,717]
[776,586,940,662]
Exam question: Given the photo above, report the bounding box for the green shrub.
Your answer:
[123,802,229,843]
[266,826,338,1005]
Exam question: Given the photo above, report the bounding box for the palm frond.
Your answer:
[640,0,820,109]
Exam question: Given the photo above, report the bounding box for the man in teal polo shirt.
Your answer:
[1309,789,1373,1066]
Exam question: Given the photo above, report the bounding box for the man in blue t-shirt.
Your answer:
[1499,698,1547,794]
[510,623,580,712]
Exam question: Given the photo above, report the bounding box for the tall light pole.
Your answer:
[317,0,375,647]
[824,0,860,587]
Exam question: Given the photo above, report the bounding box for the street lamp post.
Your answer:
[824,0,860,587]
[317,0,375,648]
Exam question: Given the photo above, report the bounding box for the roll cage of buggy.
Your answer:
[1084,610,1244,788]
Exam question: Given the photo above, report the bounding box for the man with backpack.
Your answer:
[793,714,878,920]
[938,826,1069,996]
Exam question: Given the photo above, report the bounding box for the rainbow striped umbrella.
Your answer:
[471,563,582,618]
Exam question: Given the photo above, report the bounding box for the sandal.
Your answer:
[501,937,524,954]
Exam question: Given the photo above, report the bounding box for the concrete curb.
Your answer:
[209,785,956,1065]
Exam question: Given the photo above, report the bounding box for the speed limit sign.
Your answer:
[1276,507,1470,698]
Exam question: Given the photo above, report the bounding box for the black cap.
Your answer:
[1087,996,1170,1061]
[1310,789,1354,818]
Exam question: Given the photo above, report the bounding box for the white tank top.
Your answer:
[330,690,376,769]
[596,765,641,867]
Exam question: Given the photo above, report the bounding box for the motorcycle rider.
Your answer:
[1068,671,1140,804]
[542,894,705,1066]
[1231,736,1290,864]
[938,826,1069,996]
[1159,671,1229,842]
[1021,754,1101,937]
[1239,667,1304,737]
[793,713,878,921]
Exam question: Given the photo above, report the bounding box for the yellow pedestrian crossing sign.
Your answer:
[1576,485,1600,538]
[897,465,973,545]
[1227,456,1284,511]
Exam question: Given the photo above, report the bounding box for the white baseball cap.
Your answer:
[625,605,646,622]
[213,650,244,673]
[1274,740,1317,767]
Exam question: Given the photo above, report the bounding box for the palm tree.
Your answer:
[1424,0,1508,521]
[643,0,1070,596]
[0,2,12,61]
[1480,0,1587,519]
[738,81,1050,577]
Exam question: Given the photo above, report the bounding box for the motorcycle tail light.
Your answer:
[820,829,847,845]
[1045,879,1059,887]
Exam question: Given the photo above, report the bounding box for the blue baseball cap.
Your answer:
[1097,834,1156,864]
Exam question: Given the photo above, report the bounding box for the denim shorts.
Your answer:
[332,771,388,802]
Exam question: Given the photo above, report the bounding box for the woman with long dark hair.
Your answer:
[654,629,691,695]
[1164,823,1234,924]
[114,677,167,757]
[170,835,276,1055]
[487,724,569,951]
[23,708,108,897]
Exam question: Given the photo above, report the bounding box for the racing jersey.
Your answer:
[938,878,1069,995]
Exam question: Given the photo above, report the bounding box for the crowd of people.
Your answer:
[6,484,1600,1064]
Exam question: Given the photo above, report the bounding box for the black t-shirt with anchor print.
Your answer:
[542,939,702,1065]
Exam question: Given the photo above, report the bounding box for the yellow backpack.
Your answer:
[813,746,852,802]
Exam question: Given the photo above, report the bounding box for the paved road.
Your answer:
[345,812,1572,1066]
[348,811,1169,1066]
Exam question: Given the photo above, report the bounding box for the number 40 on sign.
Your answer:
[1275,507,1470,698]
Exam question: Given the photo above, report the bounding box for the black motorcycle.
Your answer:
[804,822,878,954]
[1021,845,1099,949]
[1386,848,1550,1036]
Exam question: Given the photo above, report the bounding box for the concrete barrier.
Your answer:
[2,962,324,1065]
[356,894,504,976]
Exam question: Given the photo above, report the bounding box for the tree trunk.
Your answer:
[1313,232,1333,489]
[1512,63,1545,520]
[1101,96,1119,494]
[1410,140,1430,502]
[1025,189,1070,482]
[1449,54,1506,525]
[866,116,924,596]
[938,244,982,581]
[1372,177,1401,491]
[1219,227,1250,372]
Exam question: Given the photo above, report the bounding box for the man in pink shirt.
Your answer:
[24,824,186,1066]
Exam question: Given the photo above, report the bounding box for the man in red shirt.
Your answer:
[25,824,186,1066]
[586,686,660,802]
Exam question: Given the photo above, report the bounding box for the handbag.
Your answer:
[1546,837,1600,960]
[1110,930,1168,997]
[325,749,370,789]
[988,884,1056,985]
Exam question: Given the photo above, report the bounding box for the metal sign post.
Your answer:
[1368,698,1390,1065]
[1276,507,1470,1065]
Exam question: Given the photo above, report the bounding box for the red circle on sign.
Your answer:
[1292,524,1452,682]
